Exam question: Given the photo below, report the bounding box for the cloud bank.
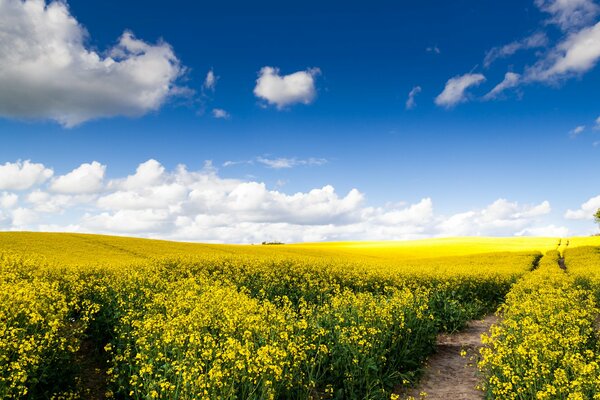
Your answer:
[0,159,571,243]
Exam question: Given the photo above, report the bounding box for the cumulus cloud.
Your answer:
[484,72,521,100]
[426,46,441,54]
[50,161,106,194]
[0,158,571,242]
[26,190,93,213]
[565,194,600,219]
[0,192,18,209]
[526,21,600,82]
[11,207,38,227]
[435,73,486,108]
[535,0,600,31]
[254,67,320,108]
[212,108,230,119]
[0,160,53,190]
[484,32,548,67]
[516,224,570,236]
[115,159,165,191]
[438,199,552,236]
[83,209,172,233]
[405,86,422,110]
[0,0,186,127]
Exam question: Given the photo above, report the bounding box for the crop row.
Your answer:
[478,251,600,399]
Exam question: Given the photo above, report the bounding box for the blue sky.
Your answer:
[0,0,599,242]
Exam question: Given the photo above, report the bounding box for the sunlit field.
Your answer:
[0,232,560,265]
[1,233,600,399]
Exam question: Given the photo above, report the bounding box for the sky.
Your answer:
[0,0,599,243]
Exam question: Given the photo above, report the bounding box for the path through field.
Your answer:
[74,338,107,400]
[398,315,497,399]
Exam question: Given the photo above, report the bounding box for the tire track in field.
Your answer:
[74,337,107,400]
[397,315,497,399]
[558,238,569,270]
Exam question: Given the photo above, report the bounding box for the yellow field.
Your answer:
[565,235,600,248]
[291,236,560,258]
[479,250,600,399]
[0,232,560,265]
[1,232,599,399]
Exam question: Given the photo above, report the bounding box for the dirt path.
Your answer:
[74,338,107,400]
[398,315,498,400]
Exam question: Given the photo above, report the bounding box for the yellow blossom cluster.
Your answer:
[563,237,600,300]
[479,250,600,399]
[0,254,95,398]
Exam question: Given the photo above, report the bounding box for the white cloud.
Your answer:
[212,108,230,119]
[435,73,486,108]
[50,161,106,194]
[569,125,586,137]
[516,224,570,236]
[116,159,165,190]
[526,22,600,82]
[0,159,574,242]
[0,160,53,190]
[405,86,422,110]
[565,195,600,219]
[97,184,187,211]
[0,0,186,127]
[222,160,246,167]
[426,46,441,54]
[256,157,327,169]
[204,69,217,91]
[484,32,548,67]
[254,67,320,108]
[0,192,18,209]
[534,0,600,31]
[11,207,38,227]
[484,72,521,100]
[82,209,171,233]
[595,115,600,129]
[26,190,94,213]
[256,158,295,169]
[438,199,552,236]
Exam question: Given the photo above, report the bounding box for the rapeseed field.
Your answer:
[1,233,599,399]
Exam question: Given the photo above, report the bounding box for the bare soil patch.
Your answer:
[397,315,498,400]
[74,338,107,400]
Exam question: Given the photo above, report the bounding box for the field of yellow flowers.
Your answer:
[478,238,600,399]
[2,232,599,399]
